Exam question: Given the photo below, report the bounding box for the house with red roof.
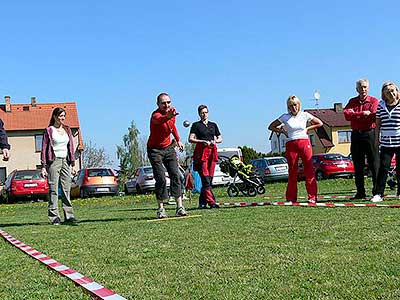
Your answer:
[0,96,84,182]
[269,103,351,156]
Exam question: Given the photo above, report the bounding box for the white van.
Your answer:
[213,147,243,186]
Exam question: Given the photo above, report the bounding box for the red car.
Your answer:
[298,153,355,181]
[1,169,49,203]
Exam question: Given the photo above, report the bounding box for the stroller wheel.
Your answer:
[227,185,239,197]
[256,185,265,194]
[247,187,257,197]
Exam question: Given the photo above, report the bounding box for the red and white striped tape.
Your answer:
[0,230,126,300]
[262,194,400,200]
[217,201,400,208]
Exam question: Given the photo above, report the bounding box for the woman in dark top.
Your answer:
[189,105,222,208]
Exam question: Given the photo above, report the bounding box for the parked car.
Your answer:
[348,153,396,176]
[124,166,170,194]
[250,157,289,183]
[299,153,355,180]
[1,169,49,203]
[70,168,118,198]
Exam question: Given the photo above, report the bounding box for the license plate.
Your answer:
[275,166,287,171]
[97,187,109,192]
[24,183,38,188]
[336,164,347,168]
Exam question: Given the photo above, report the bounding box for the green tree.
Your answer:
[83,139,114,168]
[238,146,269,164]
[117,121,147,187]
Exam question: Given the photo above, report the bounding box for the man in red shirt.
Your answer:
[147,93,188,218]
[344,79,379,199]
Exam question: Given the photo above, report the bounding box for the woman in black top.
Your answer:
[189,105,222,208]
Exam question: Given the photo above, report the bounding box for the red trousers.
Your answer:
[285,139,317,201]
[194,145,217,206]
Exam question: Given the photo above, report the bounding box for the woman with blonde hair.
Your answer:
[268,95,323,203]
[370,81,400,202]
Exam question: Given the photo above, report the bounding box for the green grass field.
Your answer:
[1,178,400,300]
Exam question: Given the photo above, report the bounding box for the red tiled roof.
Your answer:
[0,102,80,130]
[305,108,350,127]
[316,126,334,147]
[0,102,84,150]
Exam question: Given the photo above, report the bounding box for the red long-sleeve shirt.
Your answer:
[147,107,180,149]
[343,95,379,130]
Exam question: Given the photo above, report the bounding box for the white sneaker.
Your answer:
[157,208,168,219]
[370,195,383,203]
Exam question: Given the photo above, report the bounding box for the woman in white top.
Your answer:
[269,95,323,203]
[41,107,77,225]
[370,81,400,202]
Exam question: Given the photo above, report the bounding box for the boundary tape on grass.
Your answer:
[217,201,400,208]
[262,194,400,200]
[0,229,126,300]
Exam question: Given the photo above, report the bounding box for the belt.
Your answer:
[352,128,373,133]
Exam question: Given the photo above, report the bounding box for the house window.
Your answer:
[35,135,43,152]
[0,167,6,183]
[338,130,352,143]
[309,134,315,146]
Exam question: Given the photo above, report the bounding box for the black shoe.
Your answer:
[350,194,366,200]
[210,203,220,209]
[198,204,207,209]
[64,217,78,224]
[52,217,61,225]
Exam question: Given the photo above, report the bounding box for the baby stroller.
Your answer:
[219,156,265,197]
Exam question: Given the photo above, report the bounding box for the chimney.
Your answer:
[334,102,343,113]
[4,96,11,112]
[31,96,37,107]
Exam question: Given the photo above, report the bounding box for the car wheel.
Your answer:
[80,188,87,199]
[247,186,257,197]
[7,193,15,204]
[227,185,239,197]
[256,185,266,194]
[124,185,130,195]
[136,184,143,194]
[316,171,324,181]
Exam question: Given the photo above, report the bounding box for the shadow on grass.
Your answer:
[319,190,354,196]
[0,215,158,229]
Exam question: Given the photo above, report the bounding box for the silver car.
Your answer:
[124,166,170,194]
[250,157,289,182]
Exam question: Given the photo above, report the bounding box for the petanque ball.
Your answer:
[183,120,191,128]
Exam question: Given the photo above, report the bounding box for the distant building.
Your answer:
[269,131,288,154]
[269,103,351,156]
[0,96,84,182]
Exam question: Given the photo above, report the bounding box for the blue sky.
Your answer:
[1,1,399,166]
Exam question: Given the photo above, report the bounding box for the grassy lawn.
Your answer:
[1,178,400,299]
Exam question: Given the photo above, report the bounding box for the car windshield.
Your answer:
[143,167,153,174]
[266,158,287,166]
[14,170,41,180]
[88,169,113,177]
[323,154,346,161]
